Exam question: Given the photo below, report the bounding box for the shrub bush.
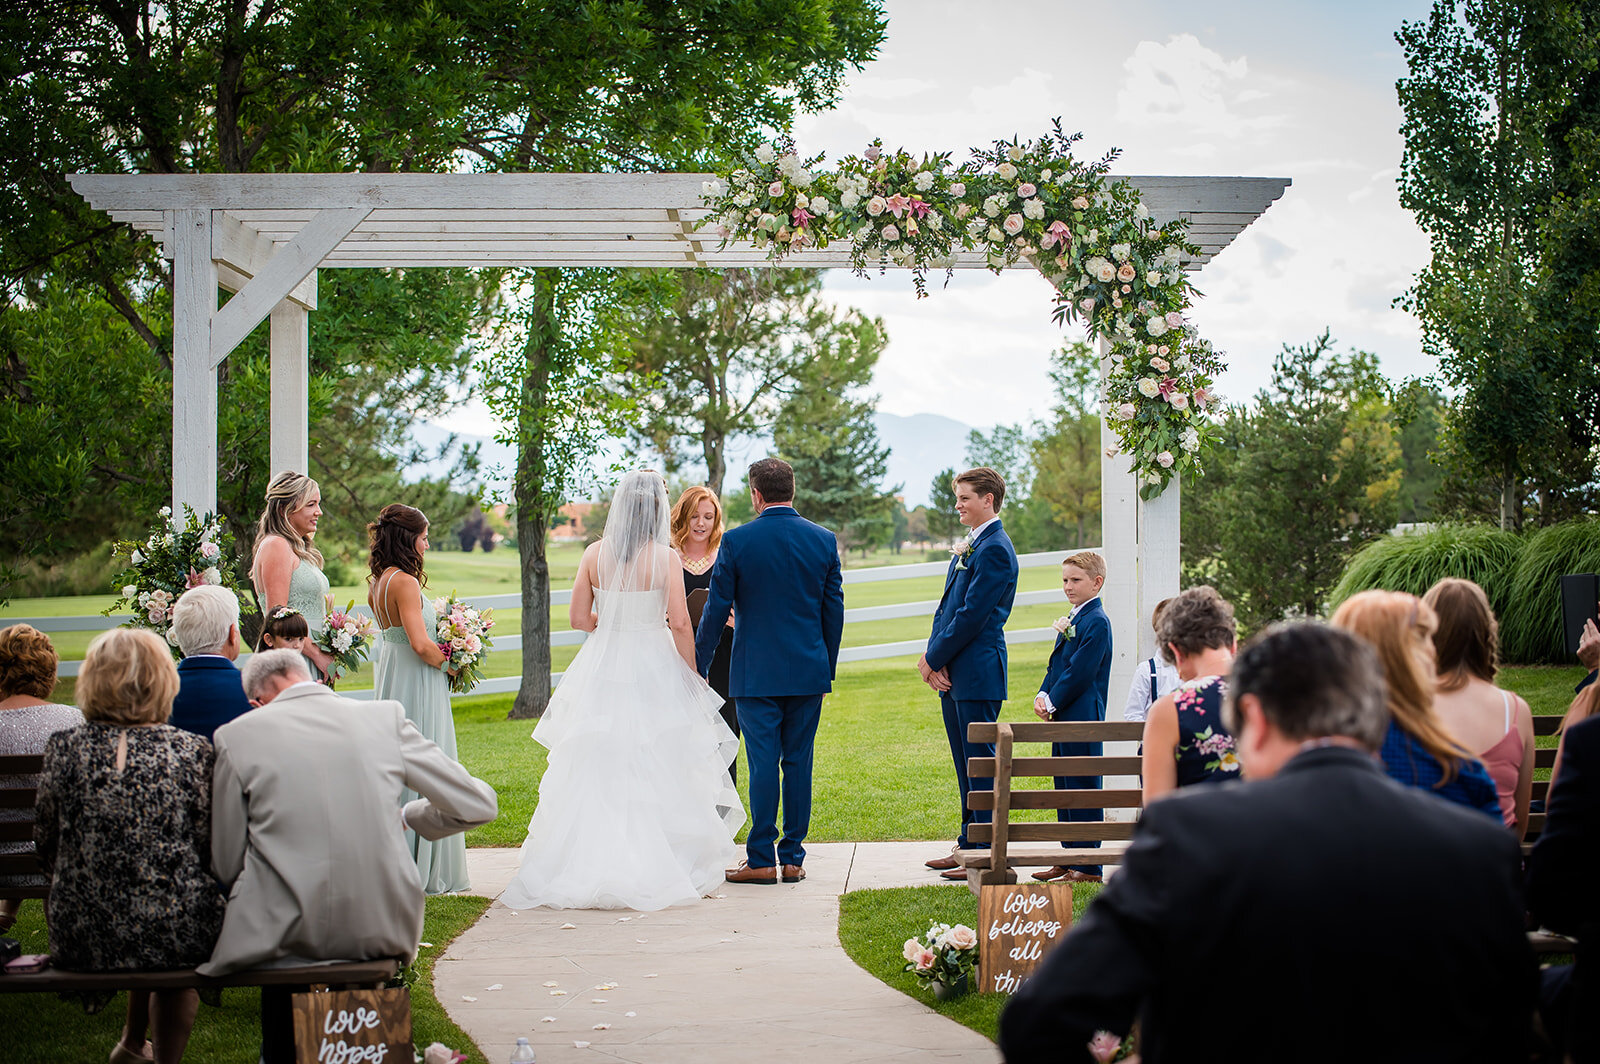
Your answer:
[1330,518,1600,664]
[4,542,124,598]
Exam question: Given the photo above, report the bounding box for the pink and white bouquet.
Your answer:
[433,592,494,694]
[107,505,254,656]
[901,920,978,996]
[317,594,379,680]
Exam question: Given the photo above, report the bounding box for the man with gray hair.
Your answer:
[206,648,497,1062]
[999,622,1537,1064]
[169,583,251,741]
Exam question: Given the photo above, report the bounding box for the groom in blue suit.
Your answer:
[697,458,844,885]
[1032,552,1112,882]
[920,468,1019,879]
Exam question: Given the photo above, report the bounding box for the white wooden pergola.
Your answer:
[68,170,1288,700]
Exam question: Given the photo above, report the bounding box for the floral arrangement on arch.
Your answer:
[901,920,978,996]
[703,119,1224,498]
[106,506,256,654]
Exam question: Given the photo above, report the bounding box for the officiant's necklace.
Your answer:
[680,550,715,575]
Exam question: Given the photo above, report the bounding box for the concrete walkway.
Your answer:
[435,843,1002,1064]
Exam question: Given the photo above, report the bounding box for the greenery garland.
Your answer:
[703,120,1224,499]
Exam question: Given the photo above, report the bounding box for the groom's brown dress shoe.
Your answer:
[1031,865,1072,882]
[781,864,806,883]
[726,862,777,884]
[925,853,961,871]
[939,867,968,881]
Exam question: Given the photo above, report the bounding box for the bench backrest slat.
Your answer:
[0,754,45,774]
[968,822,1138,844]
[968,721,1145,744]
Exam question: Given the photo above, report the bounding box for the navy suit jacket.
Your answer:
[169,655,253,742]
[1039,597,1112,720]
[695,505,844,699]
[1527,714,1600,937]
[925,521,1018,702]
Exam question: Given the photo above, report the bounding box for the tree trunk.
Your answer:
[509,273,556,720]
[704,429,725,497]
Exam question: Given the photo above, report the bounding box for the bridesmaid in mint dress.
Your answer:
[251,471,335,682]
[367,503,470,894]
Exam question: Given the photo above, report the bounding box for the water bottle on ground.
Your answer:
[510,1037,537,1063]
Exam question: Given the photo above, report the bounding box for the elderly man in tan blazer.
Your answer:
[201,649,497,979]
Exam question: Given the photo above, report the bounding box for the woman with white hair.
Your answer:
[251,470,334,681]
[502,470,744,911]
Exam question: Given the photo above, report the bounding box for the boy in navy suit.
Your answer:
[696,458,844,885]
[920,468,1019,879]
[1032,552,1112,882]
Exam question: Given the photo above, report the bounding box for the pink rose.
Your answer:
[1003,213,1025,235]
[1079,297,1096,314]
[1170,393,1189,410]
[1072,196,1090,210]
[1116,402,1137,420]
[902,938,924,964]
[1149,357,1170,373]
[866,195,887,217]
[768,181,784,196]
[1165,311,1184,328]
[864,144,881,162]
[1088,1032,1123,1064]
[1157,450,1175,468]
[1017,182,1036,198]
[1117,263,1137,283]
[881,224,900,242]
[945,925,977,950]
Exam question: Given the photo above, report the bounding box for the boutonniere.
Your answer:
[1051,616,1076,640]
[950,535,975,571]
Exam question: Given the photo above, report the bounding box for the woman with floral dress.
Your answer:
[1140,586,1240,804]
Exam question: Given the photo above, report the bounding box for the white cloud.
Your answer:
[1116,34,1285,137]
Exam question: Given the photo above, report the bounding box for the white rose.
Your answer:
[130,550,144,565]
[757,212,778,231]
[926,213,943,231]
[946,925,978,950]
[1072,195,1090,210]
[840,189,860,209]
[866,195,887,216]
[983,195,1001,218]
[1089,257,1116,283]
[808,196,829,214]
[987,225,1003,241]
[997,162,1018,182]
[794,192,809,209]
[1136,202,1150,219]
[1170,393,1190,410]
[754,144,776,164]
[1006,145,1025,162]
[1003,213,1025,235]
[159,505,172,517]
[1138,377,1160,398]
[701,179,726,198]
[913,170,935,191]
[881,224,900,242]
[1110,243,1131,262]
[1040,169,1052,182]
[1022,198,1045,220]
[202,566,221,585]
[1117,403,1137,420]
[768,180,784,196]
[1147,316,1169,338]
[1157,450,1175,468]
[1147,271,1162,286]
[949,182,966,197]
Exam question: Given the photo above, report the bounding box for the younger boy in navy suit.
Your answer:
[1032,552,1112,882]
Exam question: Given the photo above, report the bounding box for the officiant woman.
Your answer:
[674,486,739,775]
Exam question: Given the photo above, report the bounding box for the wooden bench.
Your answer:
[957,720,1146,893]
[1524,713,1565,846]
[0,753,398,1028]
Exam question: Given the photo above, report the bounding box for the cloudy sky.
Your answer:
[795,0,1438,426]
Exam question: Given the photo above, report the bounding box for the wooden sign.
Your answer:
[978,882,1073,994]
[291,987,412,1064]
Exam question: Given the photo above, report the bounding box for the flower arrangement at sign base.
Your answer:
[434,592,494,694]
[704,119,1224,499]
[318,594,379,680]
[106,505,256,655]
[901,920,978,998]
[1088,1029,1139,1063]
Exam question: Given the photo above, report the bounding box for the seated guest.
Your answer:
[203,649,497,1063]
[1120,597,1178,724]
[1424,578,1536,837]
[999,622,1537,1064]
[0,624,81,934]
[1140,586,1238,804]
[1526,710,1600,1057]
[34,628,225,1064]
[1331,590,1500,819]
[1578,614,1597,693]
[169,584,252,741]
[1550,682,1600,788]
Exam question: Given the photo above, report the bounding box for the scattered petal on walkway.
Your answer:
[574,1041,591,1049]
[460,996,477,1002]
[543,981,559,987]
[550,990,567,996]
[592,1023,611,1030]
[560,922,577,929]
[540,1017,555,1023]
[485,984,502,991]
[625,1012,637,1018]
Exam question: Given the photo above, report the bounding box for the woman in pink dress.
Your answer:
[1424,578,1535,838]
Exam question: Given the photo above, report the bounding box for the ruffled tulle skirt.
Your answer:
[500,622,744,911]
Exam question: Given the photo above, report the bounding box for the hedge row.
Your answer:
[1329,518,1600,665]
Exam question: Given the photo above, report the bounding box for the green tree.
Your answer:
[1030,341,1103,549]
[926,467,961,545]
[1396,0,1600,528]
[776,389,897,557]
[618,268,888,495]
[1182,332,1402,627]
[964,424,1034,500]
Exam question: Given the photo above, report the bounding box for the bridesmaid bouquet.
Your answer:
[317,594,379,680]
[434,592,494,694]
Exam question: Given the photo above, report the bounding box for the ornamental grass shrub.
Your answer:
[1329,518,1600,664]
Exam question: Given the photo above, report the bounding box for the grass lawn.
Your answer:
[836,883,1105,1041]
[0,894,493,1063]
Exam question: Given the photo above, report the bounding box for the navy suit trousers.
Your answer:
[1054,703,1103,877]
[737,693,823,868]
[941,694,1000,849]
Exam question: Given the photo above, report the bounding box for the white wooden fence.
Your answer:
[16,549,1085,700]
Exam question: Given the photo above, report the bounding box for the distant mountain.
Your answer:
[407,410,976,508]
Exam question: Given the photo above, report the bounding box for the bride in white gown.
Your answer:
[501,471,745,911]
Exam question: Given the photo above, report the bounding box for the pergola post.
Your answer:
[170,209,219,515]
[1099,338,1139,715]
[269,300,311,474]
[1137,481,1182,663]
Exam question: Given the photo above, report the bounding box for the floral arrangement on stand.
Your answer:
[1088,1030,1140,1063]
[106,506,255,654]
[703,119,1224,499]
[434,592,494,694]
[317,594,379,681]
[901,921,978,999]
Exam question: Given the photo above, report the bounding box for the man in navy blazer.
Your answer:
[168,584,253,742]
[920,468,1019,879]
[696,458,844,885]
[1032,551,1112,882]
